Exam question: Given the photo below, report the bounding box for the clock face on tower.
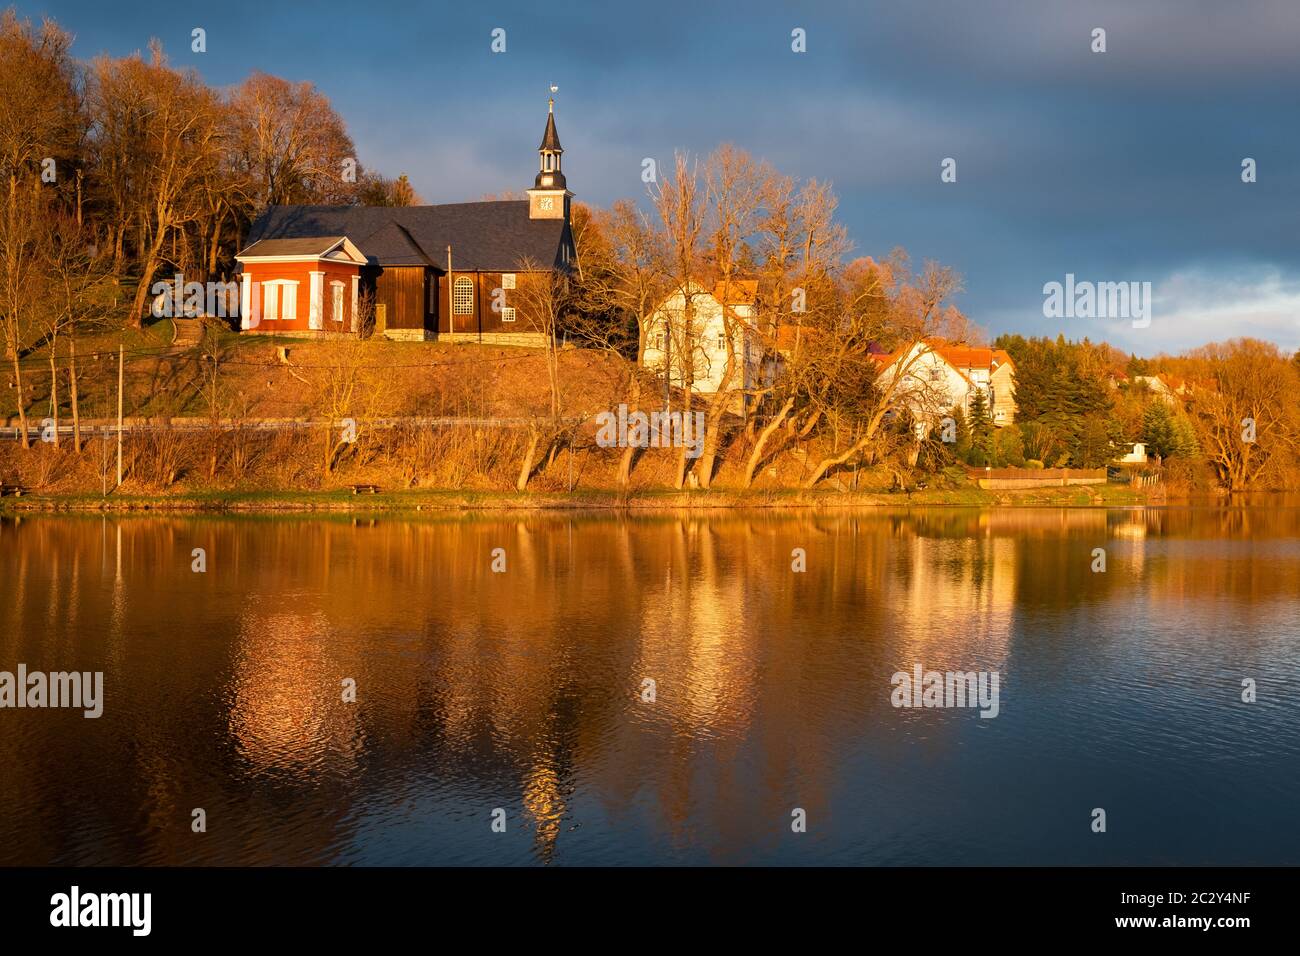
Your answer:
[539,197,554,211]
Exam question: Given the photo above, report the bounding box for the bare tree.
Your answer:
[802,255,967,488]
[229,71,358,208]
[1184,338,1300,490]
[509,258,571,490]
[691,145,774,488]
[0,11,79,448]
[735,174,849,487]
[574,199,668,487]
[650,152,706,488]
[90,42,227,326]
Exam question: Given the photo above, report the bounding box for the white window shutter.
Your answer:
[264,283,278,320]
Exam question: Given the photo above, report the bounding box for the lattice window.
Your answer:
[502,307,516,323]
[501,274,516,289]
[453,276,473,315]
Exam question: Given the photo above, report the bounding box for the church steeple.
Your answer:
[528,86,571,221]
[535,91,566,189]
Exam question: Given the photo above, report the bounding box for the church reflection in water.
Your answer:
[2,506,1298,865]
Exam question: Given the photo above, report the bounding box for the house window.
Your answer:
[330,281,344,323]
[453,276,473,315]
[502,307,516,323]
[716,332,727,351]
[501,273,516,290]
[262,280,299,321]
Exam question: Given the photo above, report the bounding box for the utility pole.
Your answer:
[115,343,123,489]
[446,245,454,342]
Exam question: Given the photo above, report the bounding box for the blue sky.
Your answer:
[23,0,1300,355]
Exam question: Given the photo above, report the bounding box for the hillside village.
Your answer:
[3,8,1300,502]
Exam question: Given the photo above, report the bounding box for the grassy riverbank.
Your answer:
[0,481,1166,513]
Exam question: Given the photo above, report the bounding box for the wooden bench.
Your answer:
[350,484,381,495]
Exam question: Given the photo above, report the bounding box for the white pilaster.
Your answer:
[240,273,253,329]
[350,275,360,333]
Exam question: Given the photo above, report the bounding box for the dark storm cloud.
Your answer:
[27,0,1300,351]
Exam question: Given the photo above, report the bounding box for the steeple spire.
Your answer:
[536,84,564,185]
[528,85,572,222]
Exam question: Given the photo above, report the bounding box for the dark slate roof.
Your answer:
[540,110,562,152]
[245,201,569,271]
[362,221,432,267]
[239,236,347,258]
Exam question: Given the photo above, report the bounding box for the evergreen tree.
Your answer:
[1142,401,1178,460]
[947,404,971,463]
[1076,414,1112,467]
[967,389,995,466]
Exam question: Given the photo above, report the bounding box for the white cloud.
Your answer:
[1133,266,1300,353]
[991,265,1300,355]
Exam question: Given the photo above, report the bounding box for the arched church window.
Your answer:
[453,276,474,315]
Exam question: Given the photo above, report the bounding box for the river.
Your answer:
[1,505,1297,865]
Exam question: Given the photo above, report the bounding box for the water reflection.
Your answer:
[1,505,1298,865]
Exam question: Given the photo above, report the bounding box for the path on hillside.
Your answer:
[170,319,205,351]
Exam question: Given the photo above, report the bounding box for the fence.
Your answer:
[965,467,1108,489]
[0,415,588,441]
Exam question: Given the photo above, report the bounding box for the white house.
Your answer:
[1133,374,1185,405]
[872,340,1017,435]
[1116,442,1148,464]
[643,281,770,405]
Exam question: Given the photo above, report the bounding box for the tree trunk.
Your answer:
[69,339,81,453]
[742,396,794,488]
[10,348,29,449]
[673,390,692,489]
[48,349,59,448]
[696,392,731,491]
[112,224,124,276]
[805,433,872,489]
[617,378,642,488]
[130,221,170,328]
[206,214,223,285]
[516,429,541,492]
[617,444,637,488]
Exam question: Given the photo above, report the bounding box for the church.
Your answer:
[235,95,575,344]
